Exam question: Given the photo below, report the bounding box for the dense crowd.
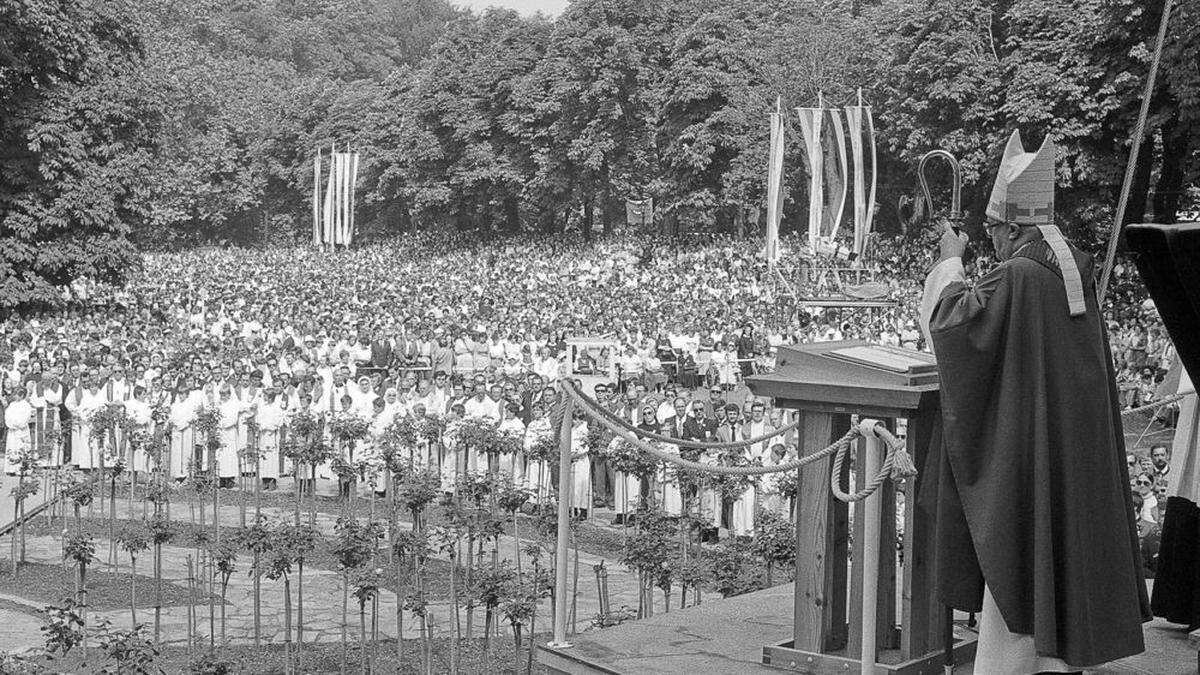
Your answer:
[0,232,1178,542]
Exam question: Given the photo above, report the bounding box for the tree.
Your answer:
[0,0,148,309]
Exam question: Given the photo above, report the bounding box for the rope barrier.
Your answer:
[574,387,803,450]
[1121,389,1194,418]
[558,380,916,502]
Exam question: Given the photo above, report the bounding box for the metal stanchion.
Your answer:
[550,394,575,648]
[859,419,884,675]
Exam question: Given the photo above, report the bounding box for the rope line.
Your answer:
[560,380,855,475]
[577,388,804,450]
[559,381,915,503]
[1121,389,1194,418]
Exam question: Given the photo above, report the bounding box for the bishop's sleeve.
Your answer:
[922,263,1012,420]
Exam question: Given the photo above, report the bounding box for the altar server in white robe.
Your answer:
[168,382,200,479]
[570,414,592,517]
[66,377,107,470]
[523,402,553,505]
[123,386,154,474]
[655,421,682,516]
[498,401,526,486]
[5,387,34,475]
[256,388,286,488]
[236,380,263,465]
[31,374,64,467]
[216,385,253,486]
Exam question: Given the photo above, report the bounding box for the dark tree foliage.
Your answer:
[1,0,1198,310]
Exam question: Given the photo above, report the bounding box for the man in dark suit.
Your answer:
[370,333,393,370]
[682,399,715,441]
[658,397,690,439]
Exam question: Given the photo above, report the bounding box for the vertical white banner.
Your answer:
[845,100,877,257]
[796,107,824,253]
[864,106,878,255]
[845,105,867,256]
[347,152,359,248]
[312,149,321,246]
[765,108,785,267]
[323,145,336,247]
[828,109,849,243]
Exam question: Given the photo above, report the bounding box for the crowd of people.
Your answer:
[0,232,1179,541]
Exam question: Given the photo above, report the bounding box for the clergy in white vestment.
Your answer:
[256,388,287,487]
[167,382,201,479]
[523,403,553,505]
[4,387,34,475]
[216,385,252,485]
[498,401,526,486]
[123,386,154,474]
[569,415,592,516]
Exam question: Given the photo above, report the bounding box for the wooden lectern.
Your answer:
[746,340,976,674]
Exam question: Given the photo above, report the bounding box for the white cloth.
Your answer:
[5,399,34,474]
[569,423,591,510]
[975,584,1075,675]
[256,401,286,480]
[919,257,965,354]
[124,399,153,473]
[1168,368,1199,501]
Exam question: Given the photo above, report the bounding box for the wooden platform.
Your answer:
[537,581,1197,674]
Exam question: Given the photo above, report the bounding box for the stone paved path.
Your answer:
[0,482,645,649]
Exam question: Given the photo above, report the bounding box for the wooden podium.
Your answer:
[746,340,976,674]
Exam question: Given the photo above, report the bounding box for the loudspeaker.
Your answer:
[1125,222,1200,383]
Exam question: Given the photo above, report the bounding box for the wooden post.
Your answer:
[793,411,850,652]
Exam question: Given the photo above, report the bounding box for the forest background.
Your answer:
[1,0,1197,305]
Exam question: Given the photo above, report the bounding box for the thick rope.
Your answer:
[1098,0,1175,302]
[561,380,858,475]
[831,437,894,503]
[561,379,918,506]
[1121,389,1194,418]
[570,380,802,450]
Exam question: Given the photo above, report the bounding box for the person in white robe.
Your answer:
[167,382,200,479]
[497,401,526,486]
[32,374,64,467]
[569,415,592,517]
[5,387,34,475]
[216,385,252,486]
[70,378,107,471]
[349,376,378,418]
[123,386,154,475]
[255,388,286,488]
[655,423,683,517]
[523,403,553,505]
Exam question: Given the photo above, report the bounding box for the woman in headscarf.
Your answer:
[349,375,378,418]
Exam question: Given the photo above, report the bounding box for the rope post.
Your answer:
[550,391,575,649]
[857,418,884,675]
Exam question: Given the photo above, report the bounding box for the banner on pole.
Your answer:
[765,104,785,266]
[311,146,361,248]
